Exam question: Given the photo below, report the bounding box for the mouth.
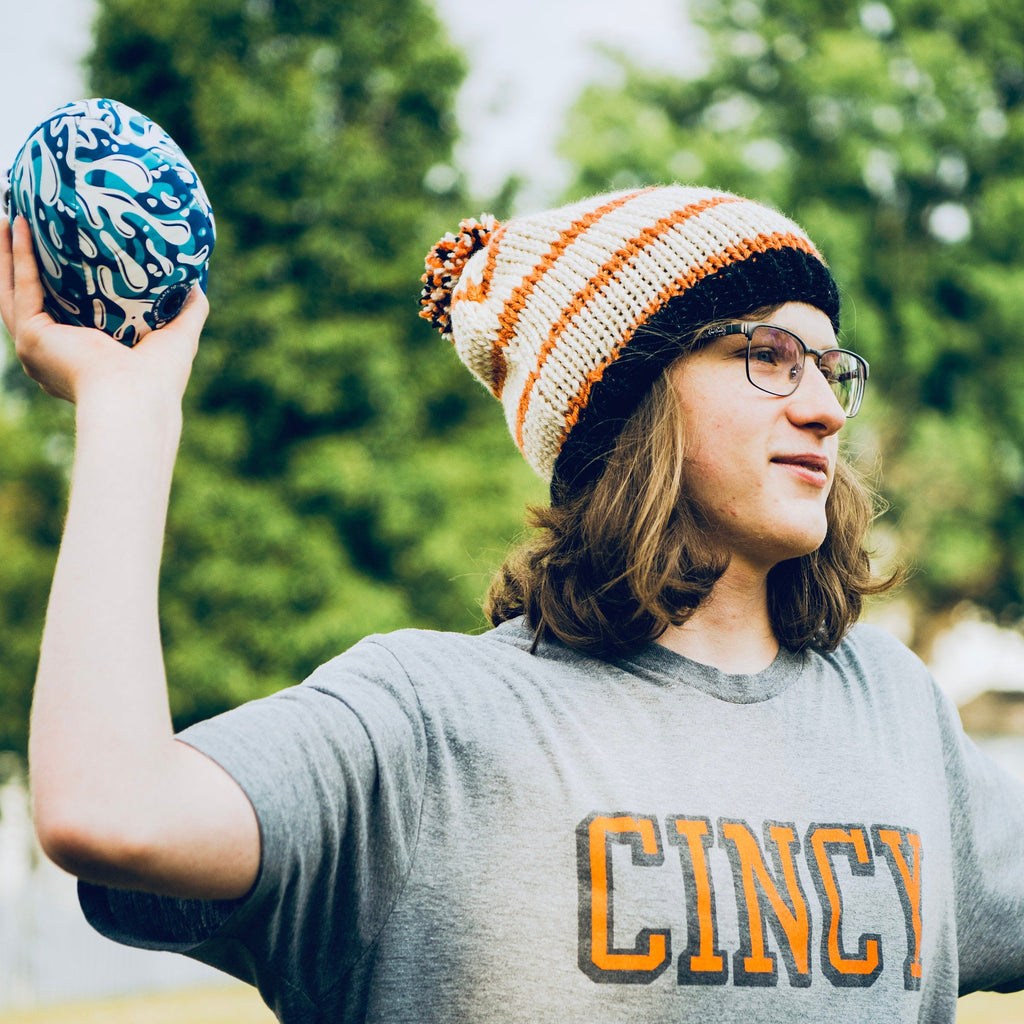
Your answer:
[771,453,830,484]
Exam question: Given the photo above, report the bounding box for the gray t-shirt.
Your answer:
[80,618,1024,1022]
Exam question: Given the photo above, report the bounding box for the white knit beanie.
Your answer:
[420,184,839,492]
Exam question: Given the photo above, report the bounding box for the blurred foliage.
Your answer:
[0,400,65,754]
[560,0,1024,646]
[0,0,543,755]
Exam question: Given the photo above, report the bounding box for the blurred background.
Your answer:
[2,0,1024,1019]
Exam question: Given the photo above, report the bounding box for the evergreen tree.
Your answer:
[0,0,542,753]
[560,0,1024,649]
[0,401,65,756]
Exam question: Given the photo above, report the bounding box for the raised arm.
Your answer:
[0,216,259,899]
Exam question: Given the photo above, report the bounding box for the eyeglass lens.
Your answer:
[746,326,864,415]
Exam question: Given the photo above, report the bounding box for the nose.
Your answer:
[787,359,847,436]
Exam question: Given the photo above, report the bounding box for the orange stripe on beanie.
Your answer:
[419,185,840,493]
[484,188,650,397]
[513,194,737,452]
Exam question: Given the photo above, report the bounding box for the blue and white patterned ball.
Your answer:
[4,98,215,347]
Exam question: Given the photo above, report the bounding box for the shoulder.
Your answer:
[304,617,552,693]
[832,621,929,672]
[368,616,538,661]
[330,616,536,667]
[819,621,941,708]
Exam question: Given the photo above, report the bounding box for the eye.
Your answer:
[819,352,856,385]
[749,345,781,365]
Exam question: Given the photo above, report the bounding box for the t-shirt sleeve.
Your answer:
[78,637,427,1017]
[936,684,1024,995]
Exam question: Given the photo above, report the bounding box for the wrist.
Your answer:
[75,382,184,439]
[72,385,185,495]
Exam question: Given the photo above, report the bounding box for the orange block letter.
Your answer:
[719,819,811,988]
[873,826,923,990]
[668,817,728,985]
[807,824,883,988]
[576,813,671,983]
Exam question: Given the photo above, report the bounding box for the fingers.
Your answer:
[0,218,13,332]
[1,215,51,343]
[2,217,61,390]
[10,215,47,330]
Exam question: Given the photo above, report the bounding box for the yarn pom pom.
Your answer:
[419,215,498,338]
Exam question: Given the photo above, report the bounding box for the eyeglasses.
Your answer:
[704,322,870,417]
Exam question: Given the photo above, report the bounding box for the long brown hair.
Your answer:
[485,315,898,658]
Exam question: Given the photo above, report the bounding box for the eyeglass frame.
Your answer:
[702,321,870,417]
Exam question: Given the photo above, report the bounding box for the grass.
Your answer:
[958,990,1024,1023]
[0,982,1021,1021]
[0,983,277,1024]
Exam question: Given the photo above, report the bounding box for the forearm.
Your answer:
[4,219,257,896]
[30,388,184,860]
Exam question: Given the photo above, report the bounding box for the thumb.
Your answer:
[169,284,210,344]
[136,284,209,357]
[129,284,209,401]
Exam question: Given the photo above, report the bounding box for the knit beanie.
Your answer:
[419,185,839,494]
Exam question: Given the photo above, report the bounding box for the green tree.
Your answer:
[0,398,66,756]
[0,0,542,755]
[561,0,1024,649]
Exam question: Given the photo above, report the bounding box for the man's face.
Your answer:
[670,302,847,576]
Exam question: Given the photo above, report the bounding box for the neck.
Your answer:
[655,560,778,673]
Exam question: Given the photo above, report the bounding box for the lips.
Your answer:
[771,453,830,479]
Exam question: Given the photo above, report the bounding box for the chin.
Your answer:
[770,523,830,564]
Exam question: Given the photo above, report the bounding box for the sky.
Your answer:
[433,0,699,204]
[0,0,96,176]
[0,0,697,207]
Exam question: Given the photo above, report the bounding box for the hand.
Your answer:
[0,216,208,407]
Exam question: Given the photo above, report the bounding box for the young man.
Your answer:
[3,185,1024,1022]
